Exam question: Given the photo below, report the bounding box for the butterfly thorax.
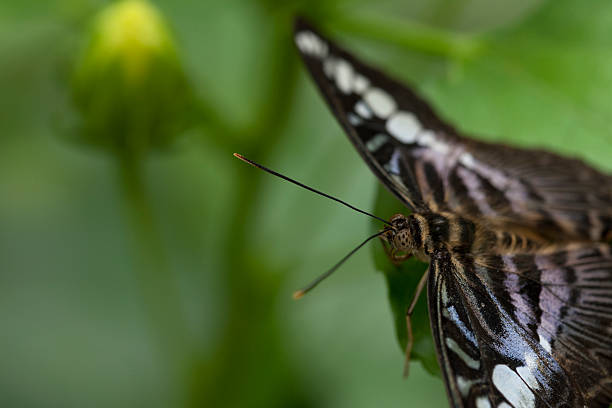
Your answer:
[385,212,551,261]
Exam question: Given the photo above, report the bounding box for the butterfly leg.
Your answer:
[403,268,429,377]
[380,235,393,256]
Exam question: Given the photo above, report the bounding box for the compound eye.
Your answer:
[395,230,411,250]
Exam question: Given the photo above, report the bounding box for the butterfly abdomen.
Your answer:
[494,229,548,253]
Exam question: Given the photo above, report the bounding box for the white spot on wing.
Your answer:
[295,32,313,53]
[386,111,422,143]
[492,364,535,408]
[441,279,449,306]
[538,332,551,353]
[475,396,492,408]
[516,365,539,391]
[386,149,401,175]
[353,74,370,94]
[457,376,476,397]
[364,87,396,118]
[295,31,328,58]
[517,353,540,391]
[445,337,480,370]
[355,101,373,119]
[366,133,388,152]
[323,58,336,77]
[347,113,362,126]
[460,152,476,169]
[335,59,353,94]
[498,403,512,408]
[418,129,450,154]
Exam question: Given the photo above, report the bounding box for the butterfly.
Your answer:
[292,17,612,408]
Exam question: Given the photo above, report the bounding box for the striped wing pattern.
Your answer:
[430,244,612,407]
[294,18,612,408]
[294,19,612,242]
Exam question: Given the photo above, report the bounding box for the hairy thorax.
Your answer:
[382,211,554,262]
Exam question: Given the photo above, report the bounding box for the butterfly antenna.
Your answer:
[293,228,390,299]
[233,153,392,227]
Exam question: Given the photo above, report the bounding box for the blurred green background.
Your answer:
[2,0,612,407]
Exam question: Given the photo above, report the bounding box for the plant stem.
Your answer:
[118,152,191,375]
[191,14,312,408]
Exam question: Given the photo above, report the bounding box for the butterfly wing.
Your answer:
[294,19,612,241]
[429,244,612,407]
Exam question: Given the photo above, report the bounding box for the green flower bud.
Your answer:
[72,0,192,154]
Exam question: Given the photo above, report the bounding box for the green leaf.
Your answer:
[423,0,612,169]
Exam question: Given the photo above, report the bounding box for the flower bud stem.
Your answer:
[118,152,191,373]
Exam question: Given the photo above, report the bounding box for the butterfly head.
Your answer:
[386,213,415,252]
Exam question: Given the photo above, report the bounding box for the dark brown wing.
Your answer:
[294,18,612,241]
[429,243,612,407]
[451,140,612,241]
